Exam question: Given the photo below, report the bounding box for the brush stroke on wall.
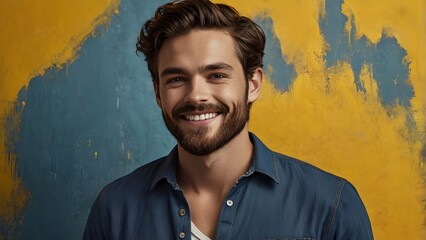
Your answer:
[0,0,424,239]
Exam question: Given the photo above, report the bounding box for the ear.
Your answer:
[153,81,162,108]
[247,67,263,104]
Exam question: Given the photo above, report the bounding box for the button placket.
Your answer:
[174,190,190,240]
[216,176,249,240]
[176,205,189,238]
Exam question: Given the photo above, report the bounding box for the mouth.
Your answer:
[182,112,219,121]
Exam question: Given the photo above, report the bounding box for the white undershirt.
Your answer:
[191,221,212,240]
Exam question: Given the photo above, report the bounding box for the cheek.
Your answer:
[216,85,246,103]
[160,91,180,112]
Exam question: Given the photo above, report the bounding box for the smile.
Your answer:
[184,113,218,121]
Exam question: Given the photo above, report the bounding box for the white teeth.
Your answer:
[185,113,217,121]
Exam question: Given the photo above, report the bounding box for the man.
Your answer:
[83,0,373,239]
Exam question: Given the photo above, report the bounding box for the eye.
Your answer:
[208,73,227,80]
[166,76,185,84]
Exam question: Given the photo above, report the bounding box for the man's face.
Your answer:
[155,30,252,156]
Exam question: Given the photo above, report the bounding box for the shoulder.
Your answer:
[273,152,373,238]
[250,132,345,189]
[273,152,367,207]
[83,156,174,239]
[99,156,168,203]
[271,151,361,211]
[273,151,346,188]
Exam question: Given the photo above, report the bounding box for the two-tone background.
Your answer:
[1,0,425,239]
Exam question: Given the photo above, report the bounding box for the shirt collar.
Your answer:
[150,146,180,190]
[150,132,280,189]
[249,132,280,183]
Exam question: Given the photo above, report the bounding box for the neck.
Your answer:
[177,128,253,197]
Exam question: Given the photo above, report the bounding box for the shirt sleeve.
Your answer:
[82,192,109,240]
[326,181,374,240]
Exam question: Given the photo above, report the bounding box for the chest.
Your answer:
[186,194,224,239]
[108,178,333,240]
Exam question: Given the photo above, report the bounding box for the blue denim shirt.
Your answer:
[83,133,373,239]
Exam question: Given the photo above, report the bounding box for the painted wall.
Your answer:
[0,0,424,239]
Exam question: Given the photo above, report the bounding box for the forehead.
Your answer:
[157,29,242,73]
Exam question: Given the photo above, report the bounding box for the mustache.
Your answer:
[172,103,229,118]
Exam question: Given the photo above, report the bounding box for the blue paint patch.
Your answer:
[320,0,350,68]
[320,0,413,107]
[372,37,412,106]
[256,16,296,92]
[13,0,173,239]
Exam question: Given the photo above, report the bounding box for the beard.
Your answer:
[161,99,250,156]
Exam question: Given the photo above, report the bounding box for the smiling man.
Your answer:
[83,0,373,239]
[157,30,256,158]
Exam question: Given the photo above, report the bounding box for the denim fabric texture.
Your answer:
[83,133,373,240]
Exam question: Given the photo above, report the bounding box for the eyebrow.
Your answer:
[160,67,188,78]
[160,62,234,78]
[199,62,234,72]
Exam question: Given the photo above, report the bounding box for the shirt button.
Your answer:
[226,200,233,207]
[179,232,185,239]
[179,208,186,216]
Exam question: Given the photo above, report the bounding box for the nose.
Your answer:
[183,76,210,104]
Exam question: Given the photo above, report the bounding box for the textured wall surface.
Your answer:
[0,0,424,239]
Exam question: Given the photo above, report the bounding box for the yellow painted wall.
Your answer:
[0,0,119,234]
[217,0,425,239]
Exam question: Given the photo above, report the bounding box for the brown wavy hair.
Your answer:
[136,0,265,85]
